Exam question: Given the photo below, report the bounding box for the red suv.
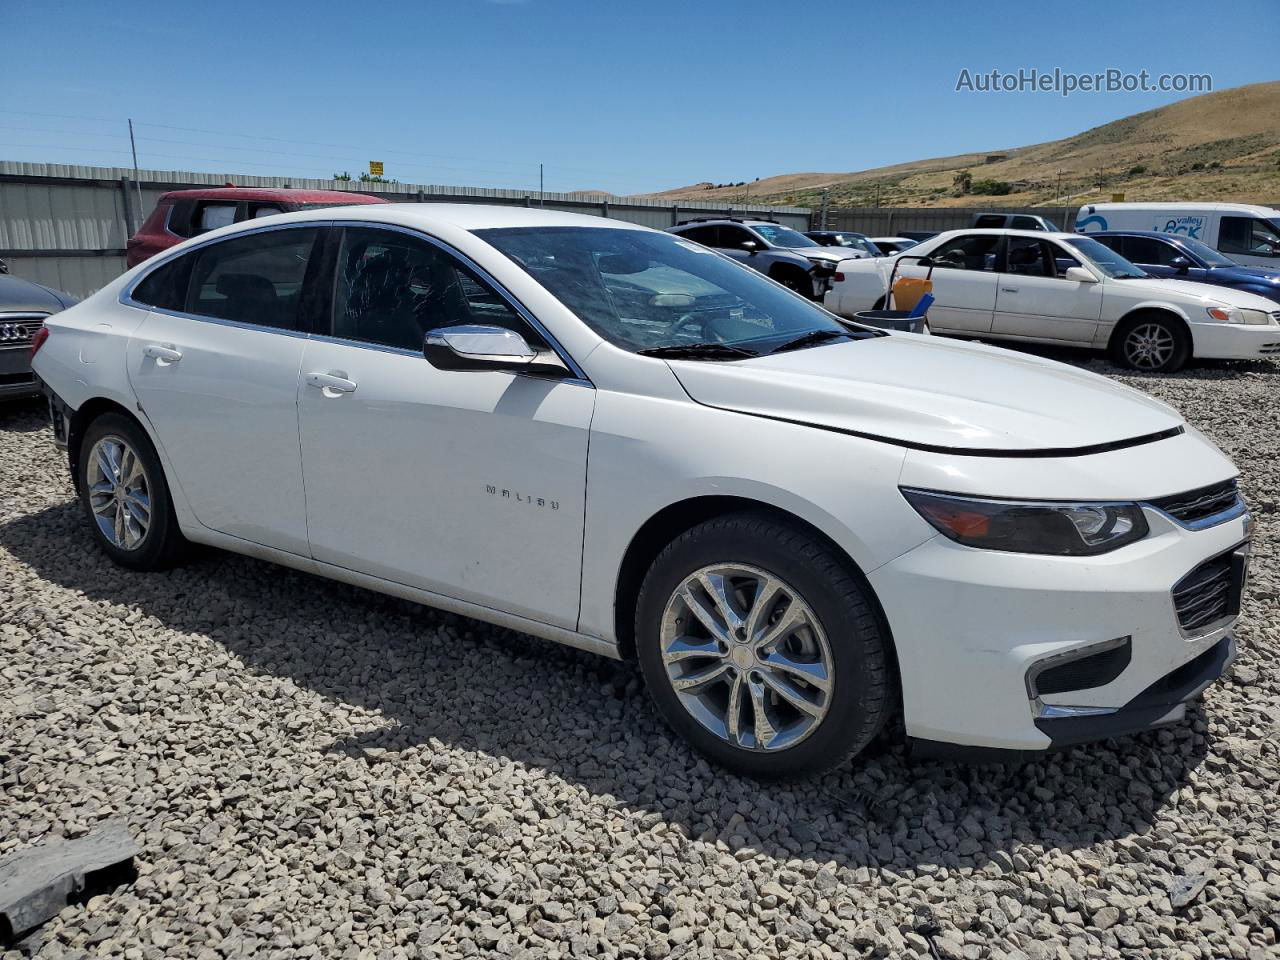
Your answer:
[126,187,389,267]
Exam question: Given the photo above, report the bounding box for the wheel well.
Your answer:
[611,496,899,687]
[65,397,138,491]
[768,263,810,283]
[1107,307,1190,352]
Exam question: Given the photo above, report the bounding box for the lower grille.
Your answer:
[1150,479,1242,526]
[1032,638,1132,696]
[1172,548,1245,633]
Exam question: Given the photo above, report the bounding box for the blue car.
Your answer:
[1090,231,1280,305]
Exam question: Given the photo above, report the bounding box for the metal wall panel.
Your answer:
[3,255,126,299]
[0,162,811,297]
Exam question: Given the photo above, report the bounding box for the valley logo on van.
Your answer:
[1159,215,1207,239]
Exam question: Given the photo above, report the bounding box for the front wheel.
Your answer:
[1110,314,1191,373]
[635,513,893,779]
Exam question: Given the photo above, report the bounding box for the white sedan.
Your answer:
[33,205,1248,776]
[826,228,1280,371]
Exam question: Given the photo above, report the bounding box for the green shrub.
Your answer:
[970,179,1012,196]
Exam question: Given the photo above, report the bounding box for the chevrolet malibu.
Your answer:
[33,205,1249,777]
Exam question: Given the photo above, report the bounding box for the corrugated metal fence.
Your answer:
[0,161,812,298]
[816,205,1083,235]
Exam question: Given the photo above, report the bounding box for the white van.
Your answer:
[1075,202,1280,269]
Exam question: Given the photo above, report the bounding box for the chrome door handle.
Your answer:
[305,371,358,395]
[1001,287,1019,293]
[143,343,182,363]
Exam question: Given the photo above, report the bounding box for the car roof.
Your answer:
[1090,230,1187,239]
[194,202,659,233]
[923,228,1081,240]
[1081,202,1280,215]
[157,187,389,204]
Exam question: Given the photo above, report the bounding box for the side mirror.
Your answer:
[1064,266,1097,283]
[424,325,538,371]
[915,256,934,268]
[1170,256,1191,274]
[740,240,759,254]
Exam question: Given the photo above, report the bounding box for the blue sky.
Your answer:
[2,0,1276,195]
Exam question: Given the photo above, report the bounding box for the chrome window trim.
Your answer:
[120,218,593,384]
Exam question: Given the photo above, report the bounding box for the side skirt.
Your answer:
[180,527,623,661]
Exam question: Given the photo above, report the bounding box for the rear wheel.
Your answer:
[1110,314,1190,372]
[635,512,892,779]
[78,413,186,570]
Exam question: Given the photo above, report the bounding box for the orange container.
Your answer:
[890,276,933,312]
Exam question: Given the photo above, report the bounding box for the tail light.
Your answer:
[833,272,845,282]
[30,325,50,358]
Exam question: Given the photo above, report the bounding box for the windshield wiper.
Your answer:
[637,342,757,361]
[767,329,852,355]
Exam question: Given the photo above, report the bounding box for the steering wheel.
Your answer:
[669,311,726,342]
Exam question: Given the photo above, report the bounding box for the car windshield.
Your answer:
[1177,235,1237,267]
[751,224,818,248]
[476,226,859,357]
[1063,236,1148,279]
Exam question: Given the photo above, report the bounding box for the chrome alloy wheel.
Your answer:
[1124,322,1175,370]
[659,564,834,752]
[86,435,152,550]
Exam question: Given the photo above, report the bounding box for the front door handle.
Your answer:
[143,343,182,363]
[305,371,358,395]
[1001,287,1019,293]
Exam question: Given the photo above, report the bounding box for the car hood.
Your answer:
[1115,276,1279,309]
[786,246,851,264]
[0,274,74,312]
[667,334,1184,453]
[1210,265,1280,285]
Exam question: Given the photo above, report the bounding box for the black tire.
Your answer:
[635,512,893,779]
[1109,313,1191,373]
[77,412,187,570]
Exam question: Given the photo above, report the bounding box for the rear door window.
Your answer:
[187,227,320,330]
[1220,216,1280,258]
[194,201,239,234]
[928,234,999,271]
[974,215,1005,228]
[675,225,720,247]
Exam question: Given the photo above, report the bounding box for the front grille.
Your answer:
[1150,479,1241,526]
[0,372,36,386]
[1260,343,1280,356]
[0,315,46,347]
[1172,550,1244,633]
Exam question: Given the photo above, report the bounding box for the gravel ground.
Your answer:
[2,355,1279,960]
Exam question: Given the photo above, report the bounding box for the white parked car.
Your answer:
[826,228,1280,371]
[33,206,1249,776]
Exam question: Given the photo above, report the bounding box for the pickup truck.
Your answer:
[973,212,1060,231]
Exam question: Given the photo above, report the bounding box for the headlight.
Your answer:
[1205,305,1269,324]
[901,488,1149,556]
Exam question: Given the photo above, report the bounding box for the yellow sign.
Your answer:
[1111,192,1125,202]
[369,161,384,177]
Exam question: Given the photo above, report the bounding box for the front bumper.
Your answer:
[869,501,1249,753]
[1188,320,1280,359]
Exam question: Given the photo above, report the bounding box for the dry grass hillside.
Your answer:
[641,81,1280,209]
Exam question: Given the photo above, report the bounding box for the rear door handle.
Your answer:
[305,371,358,395]
[142,343,182,363]
[1001,287,1019,294]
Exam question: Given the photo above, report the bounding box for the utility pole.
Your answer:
[1055,169,1063,203]
[539,163,544,207]
[127,119,143,225]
